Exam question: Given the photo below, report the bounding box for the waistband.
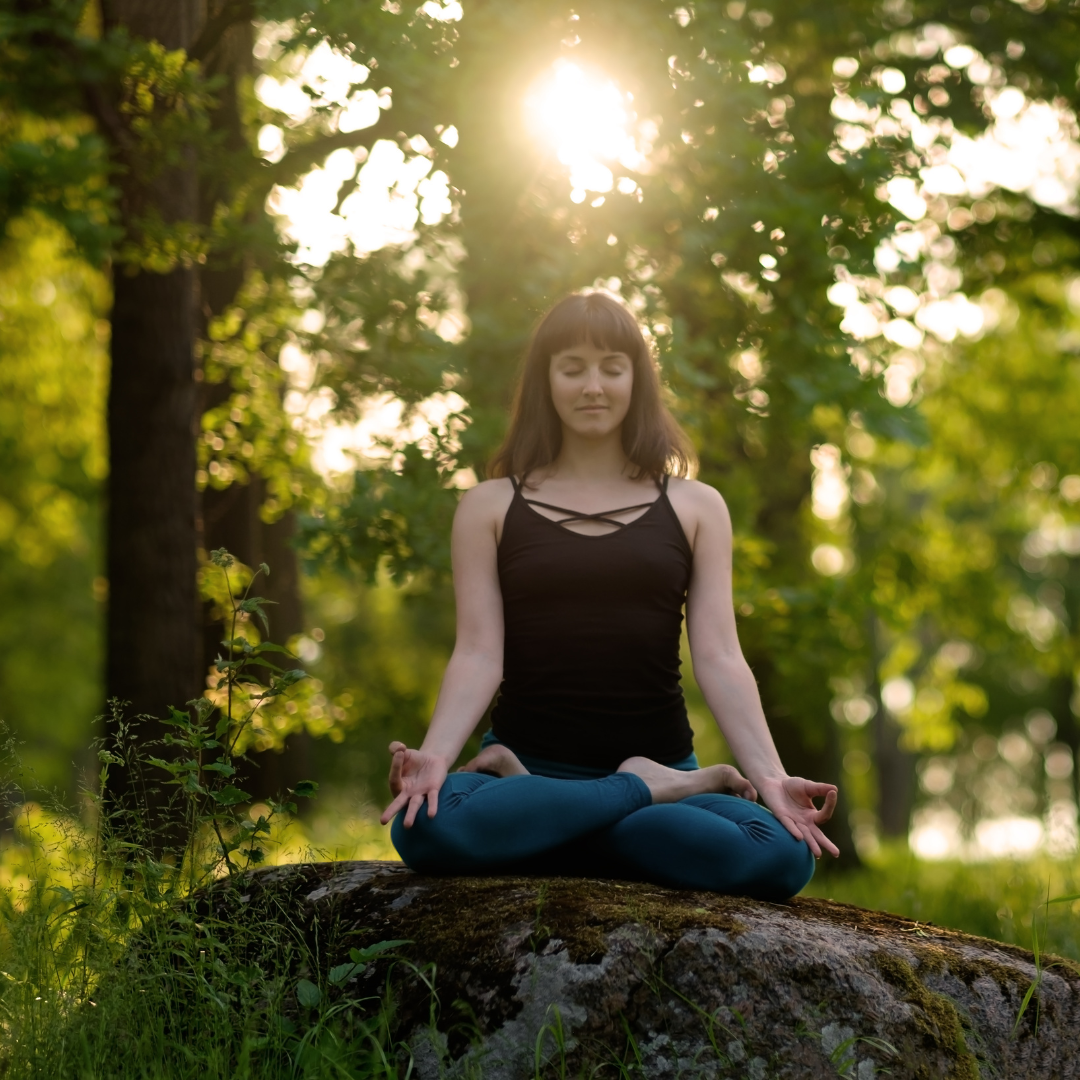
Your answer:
[479,729,699,780]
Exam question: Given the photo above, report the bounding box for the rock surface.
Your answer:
[198,860,1080,1079]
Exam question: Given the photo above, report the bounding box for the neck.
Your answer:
[550,427,631,481]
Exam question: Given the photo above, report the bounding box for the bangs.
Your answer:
[532,293,646,360]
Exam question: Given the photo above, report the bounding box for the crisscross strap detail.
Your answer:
[522,498,656,529]
[512,474,669,530]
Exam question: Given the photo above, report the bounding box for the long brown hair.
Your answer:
[488,292,696,482]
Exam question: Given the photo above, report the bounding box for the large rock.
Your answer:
[197,860,1080,1079]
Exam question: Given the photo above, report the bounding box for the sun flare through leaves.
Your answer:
[525,60,643,203]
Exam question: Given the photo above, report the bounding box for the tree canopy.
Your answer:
[1,0,1079,856]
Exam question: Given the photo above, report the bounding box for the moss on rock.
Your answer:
[190,861,1080,1080]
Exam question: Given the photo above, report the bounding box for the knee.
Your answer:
[752,835,816,901]
[390,803,470,874]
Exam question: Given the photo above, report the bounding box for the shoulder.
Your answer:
[665,477,731,551]
[455,477,516,532]
[667,476,730,522]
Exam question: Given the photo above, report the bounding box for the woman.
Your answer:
[380,292,838,900]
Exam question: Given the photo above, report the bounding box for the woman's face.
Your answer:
[549,340,634,440]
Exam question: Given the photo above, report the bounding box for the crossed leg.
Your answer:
[392,755,815,899]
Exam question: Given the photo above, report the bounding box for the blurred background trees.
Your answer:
[1,0,1079,864]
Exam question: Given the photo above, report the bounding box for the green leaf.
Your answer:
[328,962,360,985]
[293,780,318,799]
[146,756,181,773]
[1048,893,1080,905]
[239,596,276,633]
[349,939,410,964]
[202,761,236,776]
[210,786,250,806]
[252,641,296,656]
[296,979,321,1009]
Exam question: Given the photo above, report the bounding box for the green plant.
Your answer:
[534,1003,570,1080]
[134,548,315,883]
[0,550,439,1079]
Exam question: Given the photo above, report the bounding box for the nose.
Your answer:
[583,367,604,395]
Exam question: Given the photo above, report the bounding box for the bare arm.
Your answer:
[679,482,839,858]
[380,480,510,826]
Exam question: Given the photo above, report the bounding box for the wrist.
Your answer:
[752,771,788,787]
[417,745,455,768]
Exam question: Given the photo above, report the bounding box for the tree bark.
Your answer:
[102,0,205,833]
[194,861,1080,1080]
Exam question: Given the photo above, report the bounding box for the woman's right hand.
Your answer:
[380,741,449,828]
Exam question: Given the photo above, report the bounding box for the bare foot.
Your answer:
[617,757,757,804]
[458,743,530,778]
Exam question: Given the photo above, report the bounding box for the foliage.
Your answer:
[121,547,313,878]
[300,567,457,799]
[0,801,421,1079]
[3,0,1080,854]
[0,211,107,790]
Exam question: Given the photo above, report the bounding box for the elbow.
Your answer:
[690,643,747,674]
[450,643,504,673]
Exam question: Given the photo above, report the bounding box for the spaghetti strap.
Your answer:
[509,475,520,493]
[661,474,670,494]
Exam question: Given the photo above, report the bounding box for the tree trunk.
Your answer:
[193,861,1080,1080]
[102,0,205,836]
[875,708,917,838]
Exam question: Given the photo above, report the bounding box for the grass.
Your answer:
[806,840,1080,962]
[3,793,1080,1077]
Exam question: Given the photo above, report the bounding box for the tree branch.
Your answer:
[188,0,256,64]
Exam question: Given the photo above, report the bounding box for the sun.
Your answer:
[525,60,639,202]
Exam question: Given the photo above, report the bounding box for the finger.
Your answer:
[403,793,426,829]
[810,824,840,858]
[388,740,408,755]
[813,788,838,824]
[457,755,479,773]
[777,814,804,845]
[741,783,758,802]
[379,790,409,826]
[427,783,440,818]
[801,826,823,859]
[388,752,405,797]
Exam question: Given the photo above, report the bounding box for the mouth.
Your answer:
[578,405,607,413]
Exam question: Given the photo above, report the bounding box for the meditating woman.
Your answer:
[380,291,838,899]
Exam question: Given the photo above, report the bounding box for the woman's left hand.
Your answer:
[756,776,839,858]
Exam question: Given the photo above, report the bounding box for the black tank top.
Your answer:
[490,474,695,769]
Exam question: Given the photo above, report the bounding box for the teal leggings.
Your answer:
[390,750,815,901]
